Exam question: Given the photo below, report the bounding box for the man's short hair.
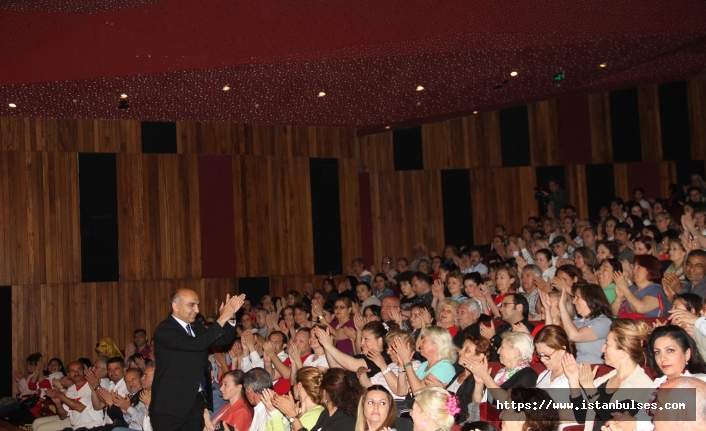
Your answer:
[134,329,147,337]
[107,357,126,368]
[126,367,143,379]
[615,222,632,236]
[397,271,415,285]
[688,249,706,261]
[414,271,432,286]
[352,258,365,267]
[268,330,287,344]
[439,263,459,273]
[506,293,530,319]
[688,186,702,195]
[243,368,273,394]
[522,264,542,278]
[458,298,482,315]
[583,226,597,236]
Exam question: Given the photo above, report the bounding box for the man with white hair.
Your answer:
[452,299,483,348]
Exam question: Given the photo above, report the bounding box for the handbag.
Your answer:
[20,395,41,410]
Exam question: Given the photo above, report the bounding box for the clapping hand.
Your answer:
[139,389,151,409]
[97,387,113,406]
[432,279,445,299]
[366,349,388,371]
[389,307,403,325]
[578,363,598,388]
[392,338,413,366]
[85,368,100,387]
[353,312,366,332]
[230,341,243,359]
[479,320,496,340]
[342,326,357,341]
[260,388,277,413]
[423,374,445,388]
[612,271,630,294]
[534,276,551,293]
[287,343,301,360]
[219,294,247,323]
[272,391,298,419]
[561,353,580,385]
[112,392,131,412]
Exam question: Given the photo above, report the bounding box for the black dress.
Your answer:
[310,407,356,431]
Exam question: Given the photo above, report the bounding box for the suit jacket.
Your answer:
[151,315,236,417]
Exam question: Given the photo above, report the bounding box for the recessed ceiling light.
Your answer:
[599,63,608,68]
[510,71,518,77]
[222,85,231,92]
[8,103,17,108]
[317,91,326,98]
[119,93,129,100]
[384,125,391,130]
[415,85,425,92]
[472,110,478,114]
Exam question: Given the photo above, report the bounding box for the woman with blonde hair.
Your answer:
[409,387,456,431]
[393,326,458,396]
[563,319,653,431]
[262,366,326,431]
[436,298,460,337]
[633,237,659,258]
[354,385,397,431]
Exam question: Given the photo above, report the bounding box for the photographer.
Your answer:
[538,179,567,218]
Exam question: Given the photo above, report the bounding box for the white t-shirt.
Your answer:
[65,381,105,429]
[370,360,421,400]
[302,353,329,369]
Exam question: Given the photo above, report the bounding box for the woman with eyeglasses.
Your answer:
[354,385,397,431]
[312,297,356,354]
[556,283,612,364]
[612,254,671,318]
[373,273,395,301]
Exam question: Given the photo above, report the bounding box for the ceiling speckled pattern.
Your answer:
[1,0,705,134]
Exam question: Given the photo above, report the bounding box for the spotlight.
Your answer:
[510,71,518,77]
[222,85,231,92]
[118,100,130,110]
[384,125,391,130]
[599,63,608,68]
[317,91,326,98]
[415,85,425,92]
[119,93,129,100]
[472,111,478,115]
[8,103,17,108]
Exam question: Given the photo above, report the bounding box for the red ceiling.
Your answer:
[1,0,705,135]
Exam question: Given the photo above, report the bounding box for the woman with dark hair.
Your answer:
[557,284,612,364]
[204,370,253,431]
[293,303,313,330]
[629,326,706,431]
[625,214,645,234]
[595,240,619,262]
[613,254,671,318]
[323,278,338,303]
[354,385,397,431]
[7,357,66,425]
[534,249,556,281]
[363,304,382,321]
[597,258,622,305]
[633,237,659,258]
[313,296,356,354]
[286,290,303,307]
[641,225,662,243]
[601,216,619,240]
[500,388,560,431]
[664,238,687,282]
[373,273,394,301]
[574,247,600,281]
[409,303,435,340]
[672,293,704,316]
[356,281,381,311]
[610,198,626,221]
[449,334,491,424]
[551,264,585,295]
[311,368,362,431]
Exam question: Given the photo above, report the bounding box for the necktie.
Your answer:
[185,324,206,392]
[186,324,193,337]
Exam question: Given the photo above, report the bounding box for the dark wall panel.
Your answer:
[79,153,119,282]
[558,96,592,165]
[310,158,343,275]
[659,81,691,161]
[236,277,269,310]
[198,155,237,278]
[610,88,642,162]
[441,169,473,248]
[393,127,424,171]
[535,165,566,216]
[499,105,531,167]
[141,121,177,153]
[0,286,10,396]
[585,164,615,221]
[676,160,706,187]
[358,173,375,269]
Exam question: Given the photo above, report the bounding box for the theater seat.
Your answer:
[562,425,584,431]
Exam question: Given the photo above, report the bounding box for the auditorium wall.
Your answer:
[1,73,705,375]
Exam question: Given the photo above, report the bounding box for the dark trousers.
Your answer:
[151,392,205,431]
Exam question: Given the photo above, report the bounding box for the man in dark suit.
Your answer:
[150,289,245,431]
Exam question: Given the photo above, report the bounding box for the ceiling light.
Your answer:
[510,71,518,77]
[599,63,608,68]
[473,110,478,115]
[8,103,17,108]
[222,85,231,92]
[415,85,425,92]
[317,91,326,98]
[119,93,129,100]
[384,126,391,130]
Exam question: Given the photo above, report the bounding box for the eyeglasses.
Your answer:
[334,305,349,310]
[499,302,516,308]
[536,350,557,361]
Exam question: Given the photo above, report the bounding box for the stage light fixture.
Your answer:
[415,85,425,92]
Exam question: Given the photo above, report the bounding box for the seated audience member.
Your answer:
[209,355,228,415]
[651,377,706,431]
[573,247,600,283]
[417,258,432,275]
[353,385,396,431]
[613,254,671,318]
[398,256,411,274]
[534,249,556,281]
[597,258,622,304]
[500,388,559,431]
[462,272,486,314]
[465,248,489,276]
[311,368,362,430]
[519,265,541,317]
[348,258,373,283]
[126,353,147,371]
[315,322,389,380]
[138,364,154,431]
[664,238,687,282]
[356,281,381,311]
[240,330,273,372]
[359,329,421,399]
[261,367,325,431]
[628,325,706,431]
[409,303,435,340]
[482,293,534,361]
[654,211,680,239]
[380,295,402,322]
[564,319,653,431]
[436,298,460,337]
[614,222,634,262]
[394,326,458,396]
[87,356,129,427]
[581,226,598,252]
[537,289,562,327]
[633,236,660,258]
[595,240,619,263]
[372,273,395,301]
[238,311,259,337]
[204,370,253,431]
[293,303,313,332]
[322,279,338,303]
[286,290,304,307]
[450,334,491,424]
[397,271,418,313]
[95,336,124,359]
[452,299,483,349]
[468,332,538,404]
[3,352,42,417]
[409,387,457,431]
[313,296,356,354]
[555,284,612,364]
[266,328,312,395]
[663,249,706,301]
[254,309,269,338]
[7,357,66,426]
[243,368,273,431]
[363,304,382,322]
[302,282,314,301]
[602,215,619,239]
[125,329,151,359]
[110,368,144,430]
[33,361,104,431]
[411,272,434,306]
[551,264,585,296]
[446,270,468,302]
[480,266,521,318]
[550,235,570,265]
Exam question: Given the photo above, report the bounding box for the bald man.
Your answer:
[150,289,244,431]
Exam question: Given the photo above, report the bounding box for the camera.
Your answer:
[534,186,547,200]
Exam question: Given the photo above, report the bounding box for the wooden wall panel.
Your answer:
[638,85,662,162]
[470,167,537,244]
[565,165,589,219]
[368,170,444,268]
[689,74,706,160]
[588,92,613,163]
[613,163,630,203]
[117,154,202,281]
[339,158,363,266]
[528,100,561,166]
[659,161,678,199]
[356,132,394,173]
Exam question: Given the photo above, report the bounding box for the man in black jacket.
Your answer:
[150,289,244,431]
